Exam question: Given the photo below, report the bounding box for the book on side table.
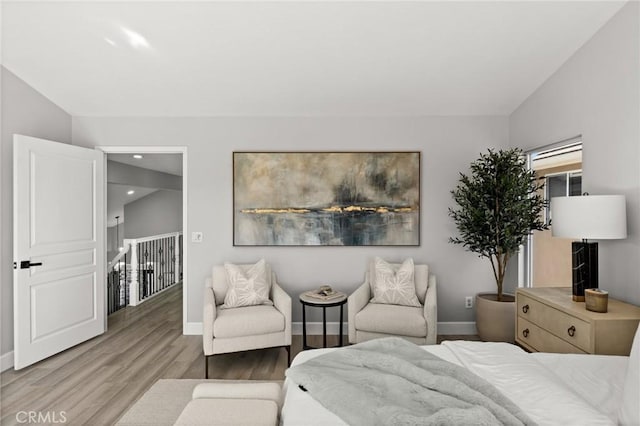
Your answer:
[303,285,344,301]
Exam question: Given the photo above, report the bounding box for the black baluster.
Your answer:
[170,238,175,287]
[139,243,144,300]
[157,238,161,294]
[145,241,148,299]
[149,240,152,297]
[120,261,123,309]
[114,265,117,312]
[154,239,157,295]
[159,238,161,292]
[124,251,128,306]
[108,270,111,314]
[161,238,165,291]
[108,270,112,314]
[152,239,156,296]
[147,241,151,299]
[158,238,161,293]
[146,241,150,299]
[158,238,162,292]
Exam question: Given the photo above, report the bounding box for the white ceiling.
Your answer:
[108,153,183,176]
[107,183,158,227]
[106,154,182,227]
[1,1,626,117]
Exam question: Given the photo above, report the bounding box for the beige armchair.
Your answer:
[348,262,437,345]
[203,263,291,378]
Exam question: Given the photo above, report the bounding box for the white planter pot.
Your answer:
[475,292,516,343]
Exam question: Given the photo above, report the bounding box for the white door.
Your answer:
[13,135,105,369]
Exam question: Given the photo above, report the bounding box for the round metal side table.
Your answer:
[299,291,347,350]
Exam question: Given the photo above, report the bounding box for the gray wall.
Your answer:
[107,222,125,261]
[4,1,636,357]
[1,67,72,357]
[510,2,640,305]
[72,116,509,326]
[124,189,183,239]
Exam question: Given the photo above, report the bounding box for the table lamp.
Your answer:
[551,194,627,302]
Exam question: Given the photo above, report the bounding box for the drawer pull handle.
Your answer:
[567,326,576,337]
[522,304,529,314]
[522,328,529,338]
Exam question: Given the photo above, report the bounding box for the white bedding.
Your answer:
[282,341,627,426]
[530,352,627,423]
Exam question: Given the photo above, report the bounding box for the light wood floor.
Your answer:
[0,283,478,425]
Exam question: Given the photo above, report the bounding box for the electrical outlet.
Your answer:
[191,232,203,243]
[465,296,473,309]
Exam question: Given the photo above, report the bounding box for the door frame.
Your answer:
[97,146,189,334]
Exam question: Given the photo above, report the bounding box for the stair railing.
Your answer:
[107,243,131,314]
[125,231,183,306]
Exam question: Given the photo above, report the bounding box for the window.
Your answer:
[520,138,583,288]
[544,170,582,225]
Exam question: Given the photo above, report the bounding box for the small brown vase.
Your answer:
[475,293,516,343]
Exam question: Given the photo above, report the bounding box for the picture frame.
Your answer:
[233,151,420,246]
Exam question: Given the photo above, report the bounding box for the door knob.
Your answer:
[19,260,43,269]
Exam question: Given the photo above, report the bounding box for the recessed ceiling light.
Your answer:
[133,154,143,159]
[121,27,150,49]
[127,190,135,195]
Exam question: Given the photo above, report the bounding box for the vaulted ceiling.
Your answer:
[1,1,627,117]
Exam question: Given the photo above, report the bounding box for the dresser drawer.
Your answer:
[516,317,587,354]
[517,294,592,352]
[516,287,640,355]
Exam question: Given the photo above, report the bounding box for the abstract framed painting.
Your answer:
[233,151,420,246]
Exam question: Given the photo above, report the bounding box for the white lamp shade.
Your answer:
[551,195,627,240]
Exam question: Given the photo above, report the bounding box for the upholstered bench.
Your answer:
[174,382,282,426]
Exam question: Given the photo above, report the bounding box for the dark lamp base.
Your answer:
[571,241,598,302]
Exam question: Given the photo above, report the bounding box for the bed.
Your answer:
[282,327,639,426]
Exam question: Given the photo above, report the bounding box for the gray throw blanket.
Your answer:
[286,337,536,426]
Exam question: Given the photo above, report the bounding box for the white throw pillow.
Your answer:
[618,323,640,425]
[222,259,272,309]
[370,257,421,307]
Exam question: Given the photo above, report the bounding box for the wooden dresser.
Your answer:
[516,287,640,355]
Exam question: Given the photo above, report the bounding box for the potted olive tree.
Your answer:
[449,148,547,342]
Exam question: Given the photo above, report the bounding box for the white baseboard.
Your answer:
[437,322,477,335]
[1,351,14,372]
[184,322,203,335]
[181,321,476,336]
